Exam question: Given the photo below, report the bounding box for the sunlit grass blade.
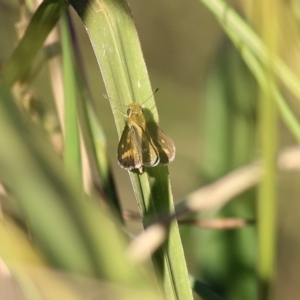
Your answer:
[254,3,278,299]
[68,0,193,298]
[2,0,65,87]
[61,9,82,186]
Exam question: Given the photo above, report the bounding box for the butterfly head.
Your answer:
[127,103,143,116]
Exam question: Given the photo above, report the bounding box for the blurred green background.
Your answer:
[1,0,300,299]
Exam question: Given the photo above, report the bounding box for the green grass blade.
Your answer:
[242,47,300,141]
[256,5,278,298]
[61,9,82,186]
[68,18,122,216]
[69,0,193,298]
[78,81,123,217]
[2,0,64,87]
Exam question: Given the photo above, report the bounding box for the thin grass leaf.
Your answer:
[61,10,82,186]
[199,0,300,142]
[69,0,193,299]
[68,16,122,217]
[255,3,278,298]
[77,78,123,218]
[2,0,65,87]
[239,38,300,142]
[199,0,300,102]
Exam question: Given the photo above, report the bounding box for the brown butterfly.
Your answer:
[117,102,175,173]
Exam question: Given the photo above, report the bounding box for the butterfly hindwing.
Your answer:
[147,122,175,164]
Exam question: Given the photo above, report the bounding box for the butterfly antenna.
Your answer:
[101,94,127,117]
[101,93,128,107]
[141,88,159,106]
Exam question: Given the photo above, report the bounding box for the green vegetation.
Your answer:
[0,1,299,299]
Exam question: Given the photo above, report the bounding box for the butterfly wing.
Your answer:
[147,122,175,164]
[117,125,143,171]
[117,123,160,171]
[130,122,160,168]
[139,127,160,167]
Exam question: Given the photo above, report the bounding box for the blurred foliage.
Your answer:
[199,42,257,300]
[1,0,300,300]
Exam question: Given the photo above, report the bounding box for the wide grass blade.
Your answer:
[69,0,193,298]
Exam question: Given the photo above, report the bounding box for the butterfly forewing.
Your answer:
[117,125,143,170]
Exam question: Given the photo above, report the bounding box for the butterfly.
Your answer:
[117,102,175,173]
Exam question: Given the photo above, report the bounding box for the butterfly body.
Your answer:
[117,103,175,173]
